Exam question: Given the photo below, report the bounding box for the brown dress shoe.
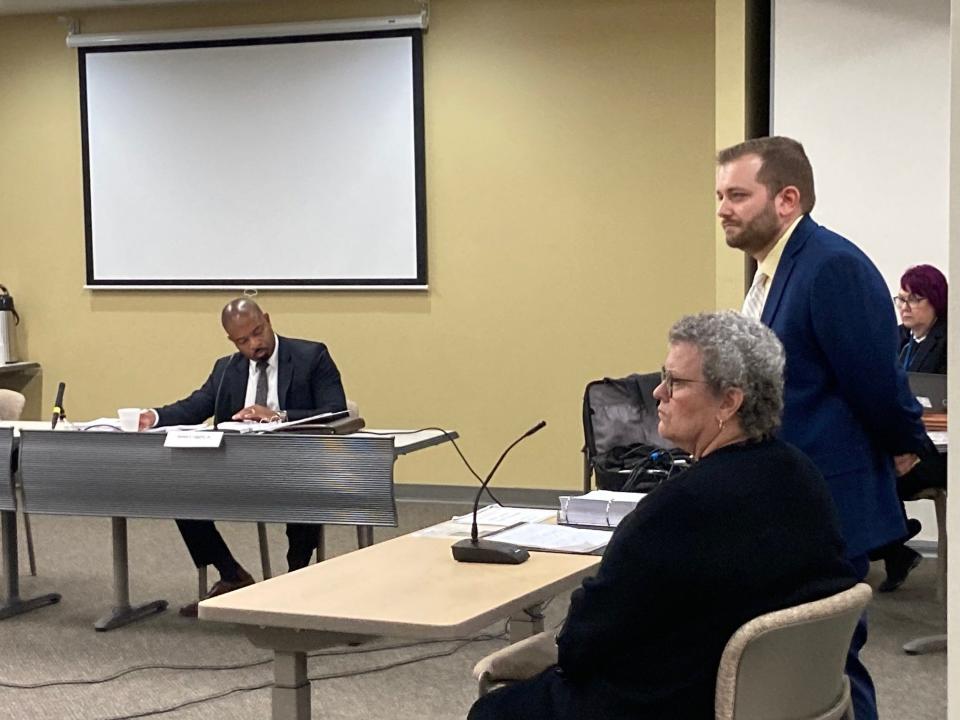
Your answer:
[179,568,255,618]
[206,569,255,598]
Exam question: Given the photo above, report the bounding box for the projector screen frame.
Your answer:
[77,28,427,290]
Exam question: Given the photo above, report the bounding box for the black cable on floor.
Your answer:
[94,634,505,720]
[0,633,508,689]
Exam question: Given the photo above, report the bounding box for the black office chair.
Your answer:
[581,372,666,492]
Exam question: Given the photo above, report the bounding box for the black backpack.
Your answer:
[582,372,691,492]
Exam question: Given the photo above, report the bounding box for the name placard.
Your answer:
[164,431,223,448]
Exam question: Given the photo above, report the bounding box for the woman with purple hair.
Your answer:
[896,264,947,374]
[875,264,948,591]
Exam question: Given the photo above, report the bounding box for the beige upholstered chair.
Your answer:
[715,582,872,720]
[0,389,25,420]
[472,583,872,720]
[0,389,37,576]
[474,630,558,697]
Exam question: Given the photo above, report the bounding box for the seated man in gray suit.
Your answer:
[139,298,347,616]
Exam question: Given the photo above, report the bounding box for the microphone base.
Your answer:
[451,539,530,565]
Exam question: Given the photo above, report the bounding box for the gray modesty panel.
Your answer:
[18,431,396,526]
[0,428,14,511]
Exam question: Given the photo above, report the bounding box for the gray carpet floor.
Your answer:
[0,503,947,719]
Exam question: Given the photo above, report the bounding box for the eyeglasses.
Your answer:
[660,367,709,399]
[893,294,926,309]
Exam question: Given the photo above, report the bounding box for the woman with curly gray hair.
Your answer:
[469,311,856,720]
[658,310,785,456]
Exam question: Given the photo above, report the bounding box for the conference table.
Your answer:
[0,421,455,630]
[200,532,600,720]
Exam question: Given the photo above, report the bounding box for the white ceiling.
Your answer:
[0,0,239,15]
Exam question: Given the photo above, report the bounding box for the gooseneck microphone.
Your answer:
[211,354,238,430]
[50,382,66,429]
[452,420,547,565]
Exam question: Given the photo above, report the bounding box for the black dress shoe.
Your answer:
[879,546,922,592]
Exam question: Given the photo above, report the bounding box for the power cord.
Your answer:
[0,633,508,689]
[358,427,503,505]
[94,630,508,720]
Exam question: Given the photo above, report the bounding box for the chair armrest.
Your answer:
[472,631,558,682]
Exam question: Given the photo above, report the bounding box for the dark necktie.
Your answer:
[901,339,918,370]
[255,360,269,406]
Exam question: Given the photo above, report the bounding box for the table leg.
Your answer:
[258,522,273,580]
[0,509,60,619]
[94,517,167,631]
[356,525,374,548]
[242,626,368,720]
[272,650,311,720]
[903,634,947,655]
[508,602,545,642]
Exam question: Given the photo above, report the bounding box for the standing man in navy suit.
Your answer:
[138,297,347,616]
[716,136,927,720]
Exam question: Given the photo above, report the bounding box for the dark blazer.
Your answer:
[899,318,948,375]
[156,336,346,426]
[760,215,928,559]
[896,319,948,498]
[469,439,857,720]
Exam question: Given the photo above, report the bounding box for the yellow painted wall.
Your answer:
[1,0,718,490]
[714,0,747,310]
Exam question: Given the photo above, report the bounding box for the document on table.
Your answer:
[411,521,503,539]
[216,410,348,434]
[75,418,208,433]
[486,522,613,554]
[451,505,557,527]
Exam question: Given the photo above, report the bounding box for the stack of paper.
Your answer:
[411,522,504,539]
[413,506,558,540]
[486,523,613,554]
[451,505,558,527]
[558,490,646,528]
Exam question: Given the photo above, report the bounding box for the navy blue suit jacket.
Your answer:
[156,336,346,427]
[762,215,927,558]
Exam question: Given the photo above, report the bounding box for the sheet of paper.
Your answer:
[577,490,646,502]
[928,431,948,448]
[410,521,502,539]
[215,420,279,433]
[145,423,209,434]
[487,522,613,554]
[214,410,348,434]
[451,505,557,527]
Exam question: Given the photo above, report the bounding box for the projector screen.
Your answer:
[79,29,426,288]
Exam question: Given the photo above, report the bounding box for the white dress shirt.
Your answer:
[244,333,280,411]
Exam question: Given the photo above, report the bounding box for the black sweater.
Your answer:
[553,438,857,719]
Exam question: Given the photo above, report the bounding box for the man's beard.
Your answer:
[724,201,780,255]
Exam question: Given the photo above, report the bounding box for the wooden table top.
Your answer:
[199,534,599,638]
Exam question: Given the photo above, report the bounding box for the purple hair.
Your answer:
[901,264,948,319]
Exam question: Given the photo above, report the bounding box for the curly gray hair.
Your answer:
[668,311,785,440]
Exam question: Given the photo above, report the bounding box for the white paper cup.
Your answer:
[118,408,141,432]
